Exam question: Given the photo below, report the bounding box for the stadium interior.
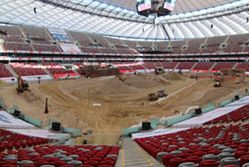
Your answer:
[1,0,249,167]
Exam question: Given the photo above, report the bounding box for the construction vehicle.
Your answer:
[16,76,29,93]
[157,90,167,98]
[155,67,165,75]
[148,90,167,101]
[148,93,159,101]
[213,79,222,87]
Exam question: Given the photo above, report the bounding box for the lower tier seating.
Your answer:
[0,64,12,78]
[0,129,49,152]
[204,105,249,125]
[0,144,119,167]
[135,124,249,167]
[12,66,47,76]
[193,62,213,72]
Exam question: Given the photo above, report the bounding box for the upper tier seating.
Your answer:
[0,144,119,167]
[2,25,249,55]
[3,42,33,51]
[106,37,125,47]
[122,40,139,49]
[135,124,249,167]
[170,41,186,54]
[137,41,153,50]
[0,64,12,78]
[154,42,168,51]
[223,34,249,53]
[32,44,62,53]
[204,36,226,53]
[22,26,52,44]
[182,39,205,54]
[68,31,93,48]
[0,128,48,152]
[89,34,110,48]
[0,26,24,42]
[204,105,249,125]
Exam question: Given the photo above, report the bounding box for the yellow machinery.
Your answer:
[16,76,29,93]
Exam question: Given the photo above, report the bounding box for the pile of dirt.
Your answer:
[124,75,169,89]
[163,72,183,81]
[92,78,137,95]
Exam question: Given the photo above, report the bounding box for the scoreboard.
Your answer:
[136,0,176,17]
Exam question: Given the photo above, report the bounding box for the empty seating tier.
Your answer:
[22,26,52,44]
[11,64,47,76]
[177,62,195,70]
[0,144,119,167]
[223,34,249,53]
[212,62,236,71]
[193,62,213,72]
[2,25,249,55]
[161,62,178,70]
[135,124,249,167]
[236,62,249,71]
[204,105,249,125]
[204,36,226,53]
[0,64,12,78]
[0,129,48,152]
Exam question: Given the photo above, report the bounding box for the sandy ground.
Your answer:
[0,72,248,144]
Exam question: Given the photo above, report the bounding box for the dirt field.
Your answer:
[0,72,248,144]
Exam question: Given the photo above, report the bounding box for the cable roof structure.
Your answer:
[0,0,249,40]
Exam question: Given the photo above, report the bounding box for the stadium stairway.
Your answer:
[208,62,217,72]
[174,62,180,71]
[116,137,163,167]
[4,64,17,77]
[43,68,54,78]
[190,62,198,71]
[232,62,239,69]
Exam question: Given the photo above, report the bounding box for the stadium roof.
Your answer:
[0,0,249,40]
[97,0,236,14]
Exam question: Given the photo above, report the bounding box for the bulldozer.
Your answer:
[148,90,167,101]
[213,79,222,87]
[157,90,167,98]
[148,93,159,102]
[16,76,29,93]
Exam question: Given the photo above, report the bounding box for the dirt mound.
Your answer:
[124,74,170,89]
[163,72,183,81]
[92,78,137,95]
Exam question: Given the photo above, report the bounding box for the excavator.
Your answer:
[16,76,29,93]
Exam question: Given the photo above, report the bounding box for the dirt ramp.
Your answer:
[163,72,183,81]
[124,74,170,89]
[93,78,137,95]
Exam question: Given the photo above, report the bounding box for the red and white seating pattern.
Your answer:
[2,25,249,55]
[192,62,213,72]
[135,124,249,167]
[0,144,119,167]
[204,104,249,125]
[12,66,47,76]
[212,62,236,71]
[0,129,48,152]
[0,64,12,78]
